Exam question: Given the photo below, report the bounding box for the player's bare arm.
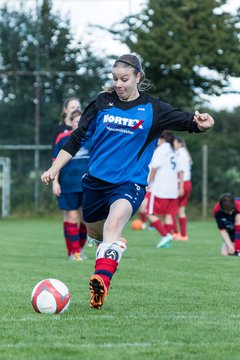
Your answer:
[148,167,157,185]
[41,150,72,185]
[219,229,235,254]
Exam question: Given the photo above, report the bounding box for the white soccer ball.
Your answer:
[31,278,71,314]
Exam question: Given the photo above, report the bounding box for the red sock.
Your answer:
[63,221,71,256]
[234,225,240,252]
[172,215,178,233]
[140,212,146,223]
[179,217,187,236]
[66,222,80,254]
[165,224,174,234]
[79,222,87,250]
[152,219,167,236]
[94,258,118,290]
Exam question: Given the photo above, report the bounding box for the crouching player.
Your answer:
[213,193,240,256]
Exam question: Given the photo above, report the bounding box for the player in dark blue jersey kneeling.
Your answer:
[42,53,214,309]
[213,193,240,256]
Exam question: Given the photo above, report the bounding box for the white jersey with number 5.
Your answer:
[149,142,178,198]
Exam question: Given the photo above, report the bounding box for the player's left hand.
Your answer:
[193,111,214,131]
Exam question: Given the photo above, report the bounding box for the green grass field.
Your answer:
[1,218,240,360]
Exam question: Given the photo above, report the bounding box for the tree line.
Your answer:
[0,0,239,214]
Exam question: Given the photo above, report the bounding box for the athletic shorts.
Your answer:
[57,192,83,211]
[145,192,178,216]
[178,181,192,206]
[81,173,146,223]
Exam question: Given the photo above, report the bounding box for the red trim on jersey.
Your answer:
[52,130,73,161]
[213,199,240,216]
[55,130,73,145]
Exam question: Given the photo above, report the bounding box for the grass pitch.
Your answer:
[1,218,240,360]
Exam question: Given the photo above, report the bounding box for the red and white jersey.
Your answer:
[176,147,191,181]
[149,142,178,199]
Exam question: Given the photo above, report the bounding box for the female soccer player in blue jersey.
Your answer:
[52,109,91,261]
[41,53,214,309]
[52,98,87,259]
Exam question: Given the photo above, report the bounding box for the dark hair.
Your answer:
[70,109,82,121]
[114,54,142,73]
[219,193,235,213]
[60,97,81,124]
[105,53,152,92]
[174,135,185,146]
[160,131,175,149]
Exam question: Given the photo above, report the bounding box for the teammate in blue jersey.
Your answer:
[41,53,214,309]
[51,97,88,259]
[52,109,91,261]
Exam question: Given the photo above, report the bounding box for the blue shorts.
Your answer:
[81,173,146,223]
[57,192,83,211]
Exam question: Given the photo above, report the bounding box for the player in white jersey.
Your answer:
[172,136,192,240]
[146,131,182,248]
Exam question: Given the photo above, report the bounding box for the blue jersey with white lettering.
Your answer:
[53,131,91,193]
[63,91,199,186]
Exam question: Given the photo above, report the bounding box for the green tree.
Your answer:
[175,106,240,207]
[0,0,108,145]
[0,0,109,213]
[112,0,240,108]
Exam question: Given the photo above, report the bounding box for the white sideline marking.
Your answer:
[1,315,116,322]
[1,312,217,322]
[1,342,152,349]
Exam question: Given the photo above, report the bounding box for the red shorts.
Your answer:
[178,181,192,207]
[146,192,178,215]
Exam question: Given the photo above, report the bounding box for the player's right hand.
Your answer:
[41,170,56,185]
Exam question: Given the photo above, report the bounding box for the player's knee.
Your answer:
[104,219,121,234]
[67,211,79,223]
